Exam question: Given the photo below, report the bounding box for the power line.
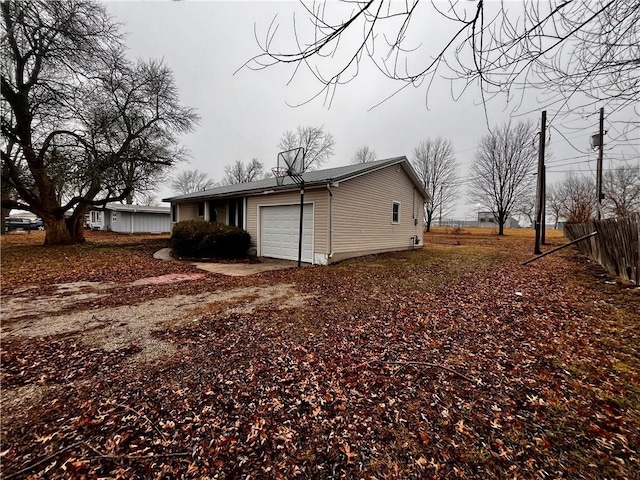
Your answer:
[548,158,596,169]
[548,125,591,154]
[546,153,594,164]
[547,167,620,173]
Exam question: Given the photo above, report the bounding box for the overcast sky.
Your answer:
[105,0,639,219]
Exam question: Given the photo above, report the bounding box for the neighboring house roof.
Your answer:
[163,156,429,202]
[94,203,170,214]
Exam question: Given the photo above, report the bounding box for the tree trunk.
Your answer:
[498,212,505,235]
[44,217,77,245]
[498,223,504,235]
[1,207,9,235]
[43,214,86,244]
[69,215,87,242]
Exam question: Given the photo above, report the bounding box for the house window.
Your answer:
[111,211,117,223]
[197,201,205,217]
[171,204,178,223]
[392,201,400,224]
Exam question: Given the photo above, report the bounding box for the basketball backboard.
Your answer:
[277,147,305,175]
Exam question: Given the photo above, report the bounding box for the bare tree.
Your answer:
[246,1,639,119]
[602,163,640,217]
[559,173,597,223]
[171,169,216,195]
[351,146,377,164]
[278,126,335,172]
[131,191,159,207]
[222,159,266,185]
[468,122,537,235]
[411,138,458,231]
[1,1,198,244]
[546,183,566,229]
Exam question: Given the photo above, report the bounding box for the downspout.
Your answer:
[327,183,334,260]
[413,187,416,224]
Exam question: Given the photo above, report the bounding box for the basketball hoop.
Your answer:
[277,147,305,175]
[274,147,307,268]
[272,167,287,186]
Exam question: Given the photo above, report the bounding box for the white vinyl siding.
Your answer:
[331,164,424,256]
[108,211,171,233]
[176,202,198,222]
[246,188,329,256]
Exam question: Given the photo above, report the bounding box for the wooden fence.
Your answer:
[564,213,640,284]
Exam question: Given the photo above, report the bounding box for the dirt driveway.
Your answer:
[2,275,310,364]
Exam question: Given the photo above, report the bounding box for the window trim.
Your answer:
[391,201,400,224]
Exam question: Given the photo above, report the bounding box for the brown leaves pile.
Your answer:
[1,230,638,479]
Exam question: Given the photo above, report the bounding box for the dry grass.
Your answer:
[0,231,191,294]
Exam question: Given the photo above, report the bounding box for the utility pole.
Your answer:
[596,107,604,220]
[541,146,546,245]
[534,110,546,255]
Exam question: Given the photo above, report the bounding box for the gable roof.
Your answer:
[93,203,170,214]
[164,156,428,202]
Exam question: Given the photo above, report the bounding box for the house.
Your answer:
[86,203,171,233]
[163,156,428,265]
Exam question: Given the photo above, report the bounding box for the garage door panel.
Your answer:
[261,205,313,263]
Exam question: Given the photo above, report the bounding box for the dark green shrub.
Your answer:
[171,220,251,259]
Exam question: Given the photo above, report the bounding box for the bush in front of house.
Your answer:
[171,220,251,259]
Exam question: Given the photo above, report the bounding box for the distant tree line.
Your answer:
[547,164,640,226]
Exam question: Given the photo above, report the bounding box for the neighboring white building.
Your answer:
[86,204,171,233]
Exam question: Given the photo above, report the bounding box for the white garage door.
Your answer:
[261,204,313,263]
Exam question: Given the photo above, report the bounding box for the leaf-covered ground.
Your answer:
[1,229,638,479]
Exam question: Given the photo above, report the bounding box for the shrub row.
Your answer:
[171,220,251,259]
